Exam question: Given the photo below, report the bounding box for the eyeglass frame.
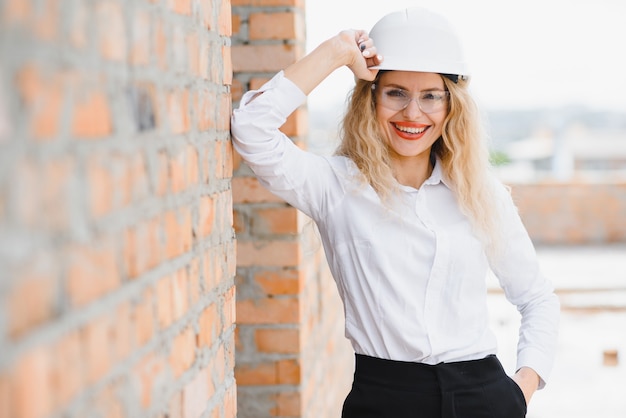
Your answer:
[371,84,450,114]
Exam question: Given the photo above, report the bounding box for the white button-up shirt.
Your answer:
[231,71,560,387]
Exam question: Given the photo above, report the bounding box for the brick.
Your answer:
[50,330,83,408]
[252,206,299,235]
[156,276,174,329]
[231,44,302,73]
[231,13,241,36]
[171,0,191,15]
[66,237,121,307]
[236,297,299,324]
[123,216,162,279]
[213,345,227,384]
[155,151,169,196]
[199,40,210,79]
[271,391,300,417]
[217,190,234,232]
[166,391,183,418]
[209,45,222,82]
[235,362,276,385]
[81,314,112,384]
[197,89,216,132]
[236,240,300,267]
[32,0,59,41]
[153,18,168,70]
[197,303,218,348]
[130,10,151,66]
[249,12,302,41]
[134,352,166,408]
[96,1,127,61]
[13,346,53,418]
[169,147,190,193]
[217,0,232,36]
[254,268,301,296]
[217,92,232,130]
[182,367,209,418]
[86,154,114,218]
[172,26,186,75]
[277,359,300,384]
[223,141,235,179]
[231,176,283,204]
[15,65,65,140]
[71,84,113,138]
[224,384,237,418]
[67,0,87,48]
[7,261,57,338]
[41,157,74,228]
[202,248,217,291]
[187,145,200,185]
[124,226,139,279]
[214,140,232,179]
[187,32,200,75]
[133,287,155,346]
[200,0,213,29]
[249,77,271,91]
[91,384,124,418]
[163,208,193,259]
[230,78,244,104]
[223,285,236,332]
[0,371,12,418]
[167,88,190,134]
[199,195,215,238]
[280,107,308,136]
[255,328,299,354]
[227,241,237,278]
[2,0,31,25]
[232,208,245,234]
[169,327,196,378]
[188,258,201,305]
[172,268,190,322]
[111,302,133,362]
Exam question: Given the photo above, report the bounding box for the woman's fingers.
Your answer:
[342,30,383,81]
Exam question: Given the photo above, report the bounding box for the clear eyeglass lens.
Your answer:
[379,87,448,113]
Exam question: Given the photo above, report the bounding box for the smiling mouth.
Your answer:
[393,123,427,134]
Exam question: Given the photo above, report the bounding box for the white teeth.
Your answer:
[394,124,426,134]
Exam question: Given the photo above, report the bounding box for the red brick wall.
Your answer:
[511,182,626,244]
[0,1,236,417]
[231,1,354,417]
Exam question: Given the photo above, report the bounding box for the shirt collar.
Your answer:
[423,158,452,189]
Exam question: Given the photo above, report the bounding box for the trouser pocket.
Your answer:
[481,376,527,418]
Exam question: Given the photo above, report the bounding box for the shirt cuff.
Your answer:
[516,347,554,390]
[238,70,307,118]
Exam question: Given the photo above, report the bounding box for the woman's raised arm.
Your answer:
[284,29,382,96]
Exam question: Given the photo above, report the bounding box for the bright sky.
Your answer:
[305,0,626,113]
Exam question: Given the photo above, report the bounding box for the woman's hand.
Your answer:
[283,29,383,95]
[336,29,383,81]
[511,367,540,405]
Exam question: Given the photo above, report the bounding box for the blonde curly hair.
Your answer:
[336,73,502,254]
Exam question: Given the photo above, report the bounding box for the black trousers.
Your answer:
[341,354,527,418]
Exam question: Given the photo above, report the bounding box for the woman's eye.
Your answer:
[422,92,446,101]
[386,89,407,98]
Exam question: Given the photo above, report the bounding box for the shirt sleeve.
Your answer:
[488,181,560,389]
[230,71,345,220]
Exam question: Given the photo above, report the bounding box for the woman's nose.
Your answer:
[402,97,423,119]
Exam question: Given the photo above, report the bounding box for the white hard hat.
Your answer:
[369,7,469,80]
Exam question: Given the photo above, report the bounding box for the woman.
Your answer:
[231,7,559,418]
